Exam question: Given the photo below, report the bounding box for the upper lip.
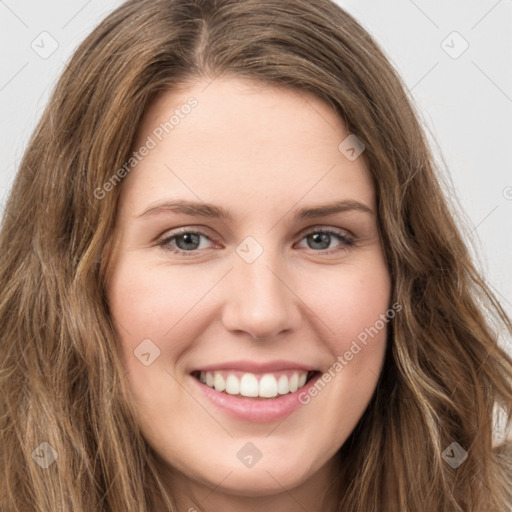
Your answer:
[190,360,319,373]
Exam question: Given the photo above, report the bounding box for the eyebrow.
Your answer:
[136,198,374,221]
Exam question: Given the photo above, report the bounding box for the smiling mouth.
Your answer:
[191,369,320,399]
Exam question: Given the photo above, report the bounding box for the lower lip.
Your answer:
[190,372,322,423]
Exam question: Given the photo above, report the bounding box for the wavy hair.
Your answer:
[1,0,511,510]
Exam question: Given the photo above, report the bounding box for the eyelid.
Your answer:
[299,224,353,238]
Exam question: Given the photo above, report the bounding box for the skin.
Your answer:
[105,77,392,512]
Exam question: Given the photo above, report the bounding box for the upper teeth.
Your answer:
[199,371,309,398]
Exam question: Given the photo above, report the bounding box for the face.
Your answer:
[105,77,392,503]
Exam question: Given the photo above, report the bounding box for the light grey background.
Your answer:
[1,0,511,333]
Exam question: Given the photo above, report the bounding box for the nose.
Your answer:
[220,251,301,340]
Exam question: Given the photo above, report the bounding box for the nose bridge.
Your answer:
[221,238,299,338]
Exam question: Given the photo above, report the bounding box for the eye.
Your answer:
[295,227,355,253]
[156,226,356,255]
[157,229,214,254]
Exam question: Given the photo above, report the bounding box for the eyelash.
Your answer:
[156,226,356,256]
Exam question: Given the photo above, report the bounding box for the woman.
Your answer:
[1,0,511,510]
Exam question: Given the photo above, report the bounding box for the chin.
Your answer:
[180,449,323,497]
[199,465,313,497]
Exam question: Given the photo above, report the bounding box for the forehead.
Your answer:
[119,77,375,218]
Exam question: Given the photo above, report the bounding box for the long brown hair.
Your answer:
[1,0,511,510]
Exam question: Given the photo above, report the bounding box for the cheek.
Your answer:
[290,285,390,454]
[105,256,202,434]
[296,259,391,352]
[106,254,210,353]
[291,259,391,417]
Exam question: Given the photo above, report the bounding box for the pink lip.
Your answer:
[190,371,322,423]
[190,359,317,373]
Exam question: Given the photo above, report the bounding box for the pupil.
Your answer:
[177,233,200,250]
[308,232,330,250]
